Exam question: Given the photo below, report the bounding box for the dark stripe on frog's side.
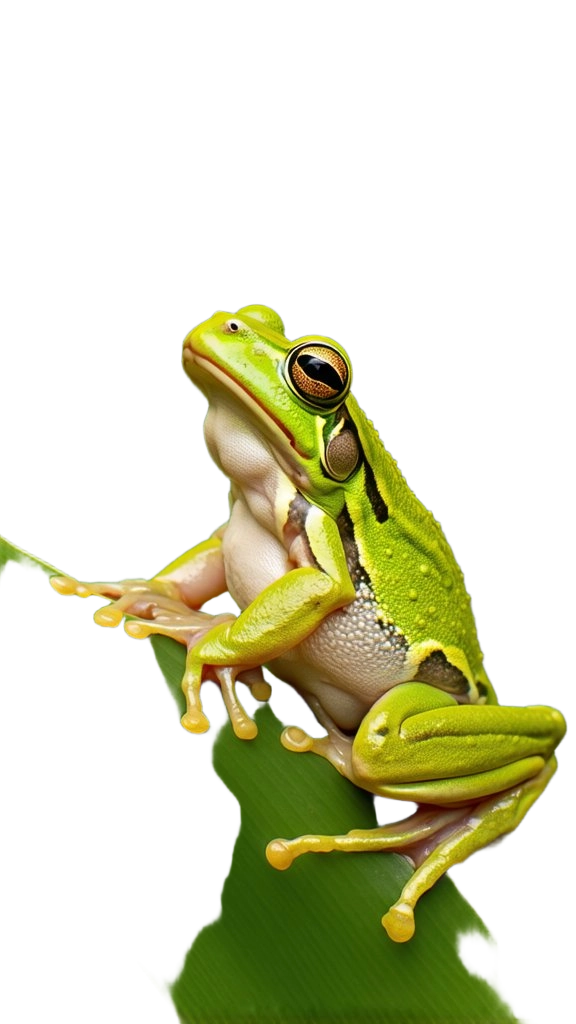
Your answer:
[287,492,311,534]
[415,649,470,695]
[337,503,377,600]
[336,504,359,579]
[363,459,389,523]
[336,504,386,630]
[286,492,318,567]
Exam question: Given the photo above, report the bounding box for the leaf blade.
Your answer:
[2,536,528,1024]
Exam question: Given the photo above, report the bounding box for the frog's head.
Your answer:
[183,305,361,507]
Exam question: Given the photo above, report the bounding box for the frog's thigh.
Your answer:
[352,682,566,804]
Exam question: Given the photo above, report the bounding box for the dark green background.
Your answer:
[2,4,569,1015]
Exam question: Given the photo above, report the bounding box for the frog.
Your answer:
[51,304,566,942]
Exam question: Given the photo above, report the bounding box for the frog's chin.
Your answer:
[183,346,311,492]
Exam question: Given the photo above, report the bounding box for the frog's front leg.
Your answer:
[166,509,355,738]
[269,682,566,941]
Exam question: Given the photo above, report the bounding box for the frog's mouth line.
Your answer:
[183,346,310,462]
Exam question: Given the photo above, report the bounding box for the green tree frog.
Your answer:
[51,305,566,942]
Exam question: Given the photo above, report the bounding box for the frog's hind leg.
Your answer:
[381,755,559,941]
[267,758,558,942]
[266,803,467,875]
[273,682,566,941]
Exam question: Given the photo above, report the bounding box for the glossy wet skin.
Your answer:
[51,304,566,942]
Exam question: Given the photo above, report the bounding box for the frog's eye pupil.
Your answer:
[298,354,342,392]
[229,321,239,332]
[286,343,350,407]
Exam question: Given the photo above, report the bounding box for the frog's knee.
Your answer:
[549,707,567,745]
[350,693,400,785]
[348,720,383,782]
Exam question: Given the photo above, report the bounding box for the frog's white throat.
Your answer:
[202,392,310,496]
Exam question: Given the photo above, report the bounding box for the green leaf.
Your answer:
[0,540,524,1019]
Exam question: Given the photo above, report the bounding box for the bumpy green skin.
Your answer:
[50,304,566,941]
[338,394,489,698]
[185,306,487,701]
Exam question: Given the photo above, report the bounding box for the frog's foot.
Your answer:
[281,702,355,779]
[124,608,232,643]
[281,723,354,778]
[121,611,266,738]
[179,651,271,741]
[267,757,559,942]
[379,780,543,942]
[266,802,460,871]
[50,570,271,737]
[50,573,195,628]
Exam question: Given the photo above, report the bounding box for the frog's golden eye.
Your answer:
[223,319,241,334]
[286,343,350,408]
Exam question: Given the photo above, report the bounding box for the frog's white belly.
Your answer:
[223,495,411,732]
[222,496,292,608]
[270,598,411,730]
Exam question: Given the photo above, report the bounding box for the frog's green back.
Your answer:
[344,394,486,687]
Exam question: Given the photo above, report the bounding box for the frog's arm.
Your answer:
[133,507,356,732]
[125,507,354,741]
[270,681,566,941]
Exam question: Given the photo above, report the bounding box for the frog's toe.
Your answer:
[239,667,272,703]
[381,902,416,943]
[281,726,314,752]
[179,657,261,741]
[214,666,259,740]
[50,577,116,598]
[50,575,73,595]
[51,570,194,635]
[95,605,124,627]
[124,617,199,641]
[250,679,272,701]
[125,619,155,638]
[266,839,295,870]
[98,589,162,629]
[232,716,258,740]
[180,709,210,734]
